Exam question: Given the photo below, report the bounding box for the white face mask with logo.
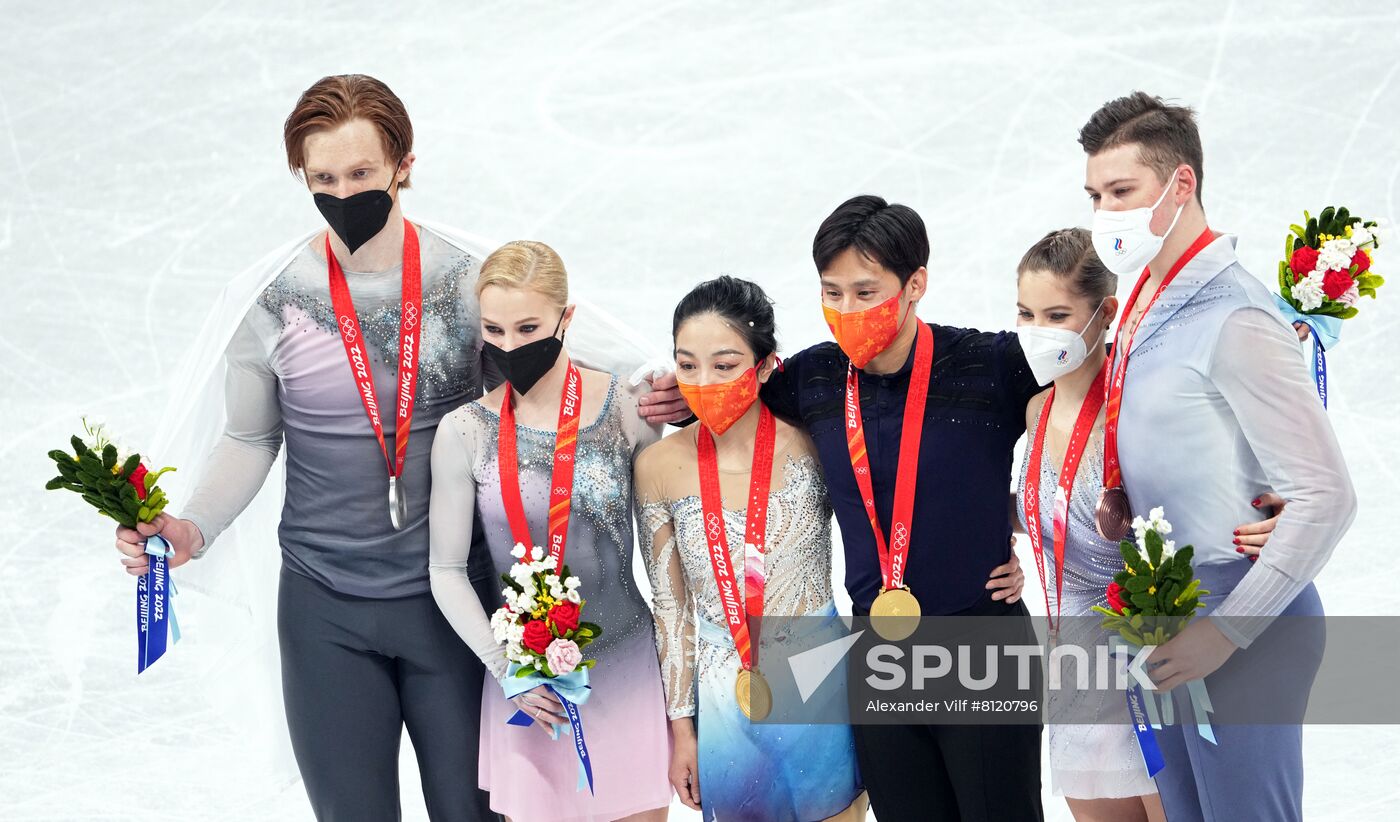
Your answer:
[1090,169,1184,277]
[1018,300,1107,386]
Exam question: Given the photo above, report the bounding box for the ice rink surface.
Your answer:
[3,1,1398,819]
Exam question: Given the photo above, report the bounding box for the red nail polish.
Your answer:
[1236,547,1245,553]
[1233,529,1240,536]
[1233,537,1241,545]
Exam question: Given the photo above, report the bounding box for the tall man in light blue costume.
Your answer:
[1078,91,1355,822]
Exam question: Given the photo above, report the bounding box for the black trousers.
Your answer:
[852,595,1045,822]
[277,565,501,822]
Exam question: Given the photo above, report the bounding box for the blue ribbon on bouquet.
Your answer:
[137,534,181,673]
[502,664,595,794]
[1274,294,1343,409]
[1110,636,1216,776]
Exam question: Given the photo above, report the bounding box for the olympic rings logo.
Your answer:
[339,315,359,340]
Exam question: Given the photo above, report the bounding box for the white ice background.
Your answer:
[2,1,1398,819]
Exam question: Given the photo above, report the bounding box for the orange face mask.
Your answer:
[823,290,912,368]
[677,366,761,435]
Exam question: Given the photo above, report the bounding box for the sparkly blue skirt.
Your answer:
[694,601,862,822]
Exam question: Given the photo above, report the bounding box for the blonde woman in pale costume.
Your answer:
[429,241,672,821]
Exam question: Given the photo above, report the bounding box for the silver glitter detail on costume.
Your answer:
[466,377,653,658]
[256,229,481,403]
[639,455,833,719]
[1015,415,1156,798]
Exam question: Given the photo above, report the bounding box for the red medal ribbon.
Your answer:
[697,403,776,671]
[1024,359,1109,630]
[498,361,583,566]
[1103,227,1215,491]
[327,219,422,492]
[844,321,934,591]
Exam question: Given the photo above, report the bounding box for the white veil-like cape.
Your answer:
[151,219,670,785]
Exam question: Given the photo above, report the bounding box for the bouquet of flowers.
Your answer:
[1278,207,1385,317]
[1275,206,1389,406]
[492,542,601,793]
[1092,507,1215,776]
[45,417,181,672]
[1091,507,1208,646]
[492,542,602,678]
[46,417,176,527]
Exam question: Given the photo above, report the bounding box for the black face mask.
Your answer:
[484,313,566,395]
[313,164,399,254]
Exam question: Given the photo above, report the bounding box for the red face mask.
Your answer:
[677,366,761,435]
[823,289,912,368]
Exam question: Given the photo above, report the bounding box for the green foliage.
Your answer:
[45,430,174,528]
[1099,521,1209,647]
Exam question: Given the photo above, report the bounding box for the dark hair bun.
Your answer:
[672,275,778,361]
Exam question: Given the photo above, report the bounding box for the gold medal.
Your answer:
[735,668,772,721]
[1094,486,1132,542]
[870,586,920,641]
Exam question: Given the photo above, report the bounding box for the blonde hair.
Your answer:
[476,241,569,308]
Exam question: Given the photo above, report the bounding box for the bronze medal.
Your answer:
[1095,486,1132,542]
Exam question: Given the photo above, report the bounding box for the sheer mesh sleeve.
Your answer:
[615,381,664,459]
[182,307,284,553]
[635,450,697,719]
[428,408,510,680]
[1208,307,1357,648]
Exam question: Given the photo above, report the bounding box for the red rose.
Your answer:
[128,463,149,501]
[1351,248,1371,274]
[548,601,580,633]
[521,619,553,654]
[1322,268,1355,301]
[1106,581,1127,614]
[1289,246,1319,281]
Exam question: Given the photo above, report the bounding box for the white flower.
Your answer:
[543,555,559,572]
[1317,237,1357,274]
[490,608,515,643]
[1156,518,1172,536]
[510,543,527,559]
[508,563,535,586]
[1293,271,1327,311]
[566,590,582,604]
[530,545,545,562]
[1131,516,1149,540]
[1148,507,1165,525]
[1162,539,1177,557]
[565,576,582,590]
[1351,222,1374,248]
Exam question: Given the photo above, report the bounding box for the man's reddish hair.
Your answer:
[283,74,414,187]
